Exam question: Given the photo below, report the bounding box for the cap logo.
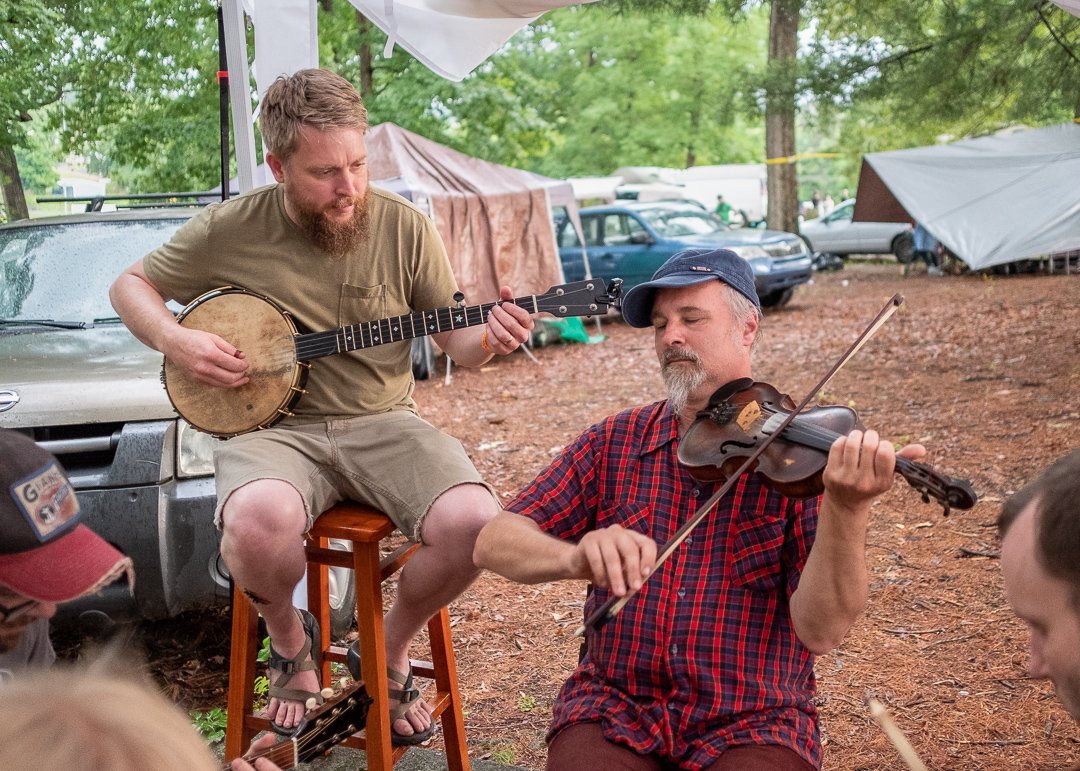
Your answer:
[688,265,713,272]
[10,460,80,543]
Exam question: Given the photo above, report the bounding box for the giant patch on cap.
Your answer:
[10,459,80,544]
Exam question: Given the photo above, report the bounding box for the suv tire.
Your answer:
[759,287,795,308]
[893,232,915,264]
[327,539,357,641]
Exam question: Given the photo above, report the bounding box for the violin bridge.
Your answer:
[736,401,764,433]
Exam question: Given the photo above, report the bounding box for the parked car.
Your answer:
[0,207,355,636]
[799,199,914,263]
[557,201,813,308]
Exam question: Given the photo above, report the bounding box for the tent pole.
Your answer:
[216,3,230,201]
[221,0,257,193]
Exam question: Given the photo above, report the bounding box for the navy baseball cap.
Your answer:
[620,248,761,328]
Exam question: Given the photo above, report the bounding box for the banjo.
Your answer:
[164,278,622,438]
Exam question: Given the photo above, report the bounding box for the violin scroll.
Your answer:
[896,457,977,516]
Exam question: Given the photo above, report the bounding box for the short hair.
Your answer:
[260,68,368,163]
[998,449,1080,594]
[0,665,219,770]
[723,282,761,357]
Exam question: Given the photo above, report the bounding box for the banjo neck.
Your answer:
[297,294,548,361]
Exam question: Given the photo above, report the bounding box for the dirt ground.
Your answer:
[60,260,1079,770]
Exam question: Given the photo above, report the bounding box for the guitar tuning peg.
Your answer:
[321,687,334,699]
[453,291,465,307]
[306,697,318,709]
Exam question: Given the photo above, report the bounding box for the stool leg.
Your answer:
[354,539,394,770]
[307,538,332,687]
[225,584,260,762]
[429,608,470,771]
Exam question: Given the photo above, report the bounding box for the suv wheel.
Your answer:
[327,539,357,641]
[893,232,915,264]
[759,287,795,308]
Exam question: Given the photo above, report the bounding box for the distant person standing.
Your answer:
[912,221,943,276]
[714,194,733,224]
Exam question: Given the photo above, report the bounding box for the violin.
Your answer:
[678,377,977,516]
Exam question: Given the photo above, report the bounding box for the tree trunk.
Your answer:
[0,142,30,222]
[765,0,800,234]
[357,11,374,98]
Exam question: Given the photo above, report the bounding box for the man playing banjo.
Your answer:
[110,67,535,741]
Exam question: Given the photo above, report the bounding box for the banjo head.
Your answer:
[164,288,303,437]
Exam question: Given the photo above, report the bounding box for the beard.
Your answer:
[661,346,708,415]
[291,190,371,258]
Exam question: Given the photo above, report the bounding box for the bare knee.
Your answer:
[420,484,498,550]
[221,480,307,555]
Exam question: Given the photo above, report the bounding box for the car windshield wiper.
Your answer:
[0,318,88,329]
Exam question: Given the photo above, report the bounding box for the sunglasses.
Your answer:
[0,596,39,623]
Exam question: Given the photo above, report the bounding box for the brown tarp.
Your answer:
[366,123,564,305]
[852,159,913,224]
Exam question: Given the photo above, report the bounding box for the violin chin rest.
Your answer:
[705,377,756,408]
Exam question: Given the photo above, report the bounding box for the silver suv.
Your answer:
[0,207,353,636]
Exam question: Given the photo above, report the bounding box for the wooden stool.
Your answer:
[224,500,470,770]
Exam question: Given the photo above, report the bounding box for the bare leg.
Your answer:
[380,483,497,738]
[220,479,315,731]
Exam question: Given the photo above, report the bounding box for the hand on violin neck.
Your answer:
[821,429,926,513]
[572,526,657,597]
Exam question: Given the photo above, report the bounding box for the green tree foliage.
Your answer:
[0,0,71,218]
[502,5,770,176]
[804,0,1079,183]
[56,0,231,192]
[13,121,59,194]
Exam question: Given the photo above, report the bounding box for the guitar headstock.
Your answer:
[535,278,623,318]
[291,682,373,763]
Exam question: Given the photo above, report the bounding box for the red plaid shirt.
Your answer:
[507,401,822,769]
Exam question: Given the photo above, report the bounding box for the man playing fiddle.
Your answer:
[474,248,926,770]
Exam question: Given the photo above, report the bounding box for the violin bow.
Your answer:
[575,293,905,636]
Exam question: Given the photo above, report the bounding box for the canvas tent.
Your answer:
[852,123,1080,270]
[365,123,576,303]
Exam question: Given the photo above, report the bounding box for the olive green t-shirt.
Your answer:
[143,184,459,419]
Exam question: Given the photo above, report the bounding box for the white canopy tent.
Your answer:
[854,123,1080,270]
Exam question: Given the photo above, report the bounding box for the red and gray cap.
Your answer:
[620,248,761,328]
[0,429,133,602]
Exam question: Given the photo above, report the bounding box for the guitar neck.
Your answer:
[294,296,541,362]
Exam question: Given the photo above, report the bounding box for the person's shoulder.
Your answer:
[369,186,431,221]
[591,402,666,438]
[200,184,280,223]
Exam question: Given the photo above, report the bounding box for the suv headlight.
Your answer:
[747,258,772,274]
[726,245,769,260]
[177,420,221,478]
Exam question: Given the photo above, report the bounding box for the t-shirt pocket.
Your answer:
[339,283,399,363]
[729,513,788,592]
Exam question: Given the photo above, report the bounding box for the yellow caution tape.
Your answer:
[765,152,842,165]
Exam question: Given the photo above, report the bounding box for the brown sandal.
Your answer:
[267,608,324,735]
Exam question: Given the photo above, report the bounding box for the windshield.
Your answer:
[0,218,187,323]
[637,207,727,237]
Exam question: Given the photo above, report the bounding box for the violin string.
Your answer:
[763,407,946,496]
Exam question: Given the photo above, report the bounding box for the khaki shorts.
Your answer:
[212,410,496,542]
